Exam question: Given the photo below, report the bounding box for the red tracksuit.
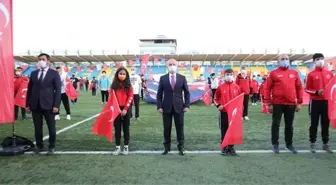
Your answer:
[305,67,334,144]
[235,74,250,117]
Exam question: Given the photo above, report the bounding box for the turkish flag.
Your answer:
[324,76,336,128]
[203,87,212,106]
[0,0,14,124]
[140,54,150,75]
[64,66,69,73]
[92,90,121,142]
[66,77,79,101]
[89,65,94,70]
[14,80,28,108]
[260,99,270,114]
[220,93,244,149]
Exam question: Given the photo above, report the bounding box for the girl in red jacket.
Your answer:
[111,67,134,155]
[214,69,241,156]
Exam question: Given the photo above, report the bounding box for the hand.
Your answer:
[121,110,127,116]
[158,108,163,114]
[26,107,30,112]
[317,89,324,95]
[183,108,189,112]
[52,107,59,113]
[218,105,223,111]
[295,104,301,112]
[268,104,273,113]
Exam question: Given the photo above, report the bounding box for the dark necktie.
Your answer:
[39,69,44,83]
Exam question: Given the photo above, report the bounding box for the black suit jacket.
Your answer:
[26,68,61,110]
[156,73,190,113]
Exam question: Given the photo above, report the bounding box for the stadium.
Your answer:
[2,31,336,185]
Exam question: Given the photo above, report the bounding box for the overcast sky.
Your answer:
[12,0,336,56]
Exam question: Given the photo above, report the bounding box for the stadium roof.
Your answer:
[14,50,314,63]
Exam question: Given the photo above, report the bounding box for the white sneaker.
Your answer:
[66,115,71,120]
[113,146,121,156]
[244,116,249,120]
[123,145,129,155]
[55,115,60,120]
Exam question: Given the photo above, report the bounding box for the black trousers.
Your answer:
[56,93,71,115]
[114,106,130,146]
[251,93,258,103]
[130,94,140,118]
[309,100,329,144]
[32,104,56,149]
[101,90,109,103]
[14,105,26,120]
[162,107,184,150]
[141,88,144,100]
[211,89,217,103]
[92,87,96,96]
[243,95,249,117]
[85,84,89,91]
[219,112,233,148]
[271,104,296,146]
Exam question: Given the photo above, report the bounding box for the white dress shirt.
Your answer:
[38,67,49,80]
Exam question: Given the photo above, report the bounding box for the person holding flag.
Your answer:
[14,67,28,120]
[111,67,133,155]
[305,53,334,153]
[264,54,303,154]
[54,67,71,121]
[214,69,241,156]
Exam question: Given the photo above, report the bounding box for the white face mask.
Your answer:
[315,60,325,68]
[38,60,47,69]
[168,66,177,73]
[224,75,234,82]
[241,70,247,75]
[131,70,136,75]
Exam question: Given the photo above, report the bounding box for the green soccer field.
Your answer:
[0,91,335,185]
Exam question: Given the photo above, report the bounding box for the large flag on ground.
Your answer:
[66,77,79,101]
[140,54,150,75]
[92,90,121,142]
[221,93,244,149]
[324,76,336,128]
[0,0,14,124]
[14,80,28,108]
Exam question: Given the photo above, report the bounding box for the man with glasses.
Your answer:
[264,54,303,154]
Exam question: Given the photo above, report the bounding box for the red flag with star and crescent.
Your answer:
[0,0,14,124]
[92,90,121,142]
[140,54,150,75]
[220,93,244,149]
[65,77,79,101]
[202,86,212,106]
[324,76,336,128]
[14,79,28,108]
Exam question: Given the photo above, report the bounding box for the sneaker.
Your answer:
[136,117,140,121]
[229,147,238,156]
[220,147,228,155]
[286,145,297,154]
[323,144,333,153]
[66,115,71,120]
[55,115,60,120]
[272,144,279,154]
[113,146,121,156]
[243,116,249,120]
[130,117,134,120]
[310,143,316,153]
[123,145,129,155]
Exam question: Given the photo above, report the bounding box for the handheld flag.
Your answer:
[220,93,244,149]
[14,80,28,108]
[92,90,121,142]
[65,77,79,101]
[324,76,336,128]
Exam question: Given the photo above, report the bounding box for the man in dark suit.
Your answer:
[26,53,61,155]
[157,59,190,155]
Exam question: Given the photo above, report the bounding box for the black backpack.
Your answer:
[0,135,35,156]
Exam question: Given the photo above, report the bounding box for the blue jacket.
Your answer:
[98,76,110,90]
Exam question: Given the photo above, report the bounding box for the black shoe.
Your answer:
[162,150,169,155]
[286,145,297,154]
[229,147,238,156]
[34,148,43,155]
[272,144,280,154]
[178,149,184,156]
[46,148,55,155]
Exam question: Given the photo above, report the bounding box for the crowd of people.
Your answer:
[15,52,334,156]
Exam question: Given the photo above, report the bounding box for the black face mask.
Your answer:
[262,78,266,80]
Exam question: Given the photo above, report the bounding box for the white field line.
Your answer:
[25,150,335,155]
[33,113,100,144]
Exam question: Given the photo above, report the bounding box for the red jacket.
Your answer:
[259,80,267,97]
[264,67,303,105]
[235,74,251,95]
[14,76,29,95]
[250,80,259,93]
[114,86,134,111]
[214,81,241,112]
[305,67,334,100]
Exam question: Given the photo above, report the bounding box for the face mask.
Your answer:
[168,66,177,73]
[118,75,126,81]
[241,70,247,74]
[224,75,234,82]
[315,60,325,68]
[38,60,47,68]
[102,73,106,76]
[279,60,290,68]
[131,70,135,75]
